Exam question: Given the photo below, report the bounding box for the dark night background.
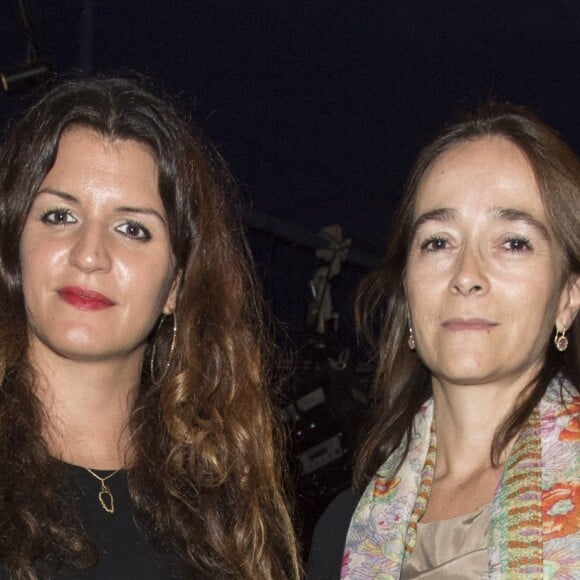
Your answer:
[1,0,579,554]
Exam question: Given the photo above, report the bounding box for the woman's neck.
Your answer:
[430,375,531,478]
[30,342,144,470]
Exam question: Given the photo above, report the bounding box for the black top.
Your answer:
[306,488,361,580]
[67,463,187,579]
[2,464,188,579]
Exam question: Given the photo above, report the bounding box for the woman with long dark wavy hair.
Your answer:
[308,104,580,578]
[0,76,299,579]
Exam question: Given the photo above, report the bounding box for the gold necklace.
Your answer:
[85,468,122,514]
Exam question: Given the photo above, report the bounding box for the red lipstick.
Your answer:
[441,318,498,332]
[57,286,115,311]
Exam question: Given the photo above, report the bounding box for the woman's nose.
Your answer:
[68,224,112,273]
[449,247,489,296]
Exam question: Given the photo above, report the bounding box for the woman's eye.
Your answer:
[115,221,152,242]
[420,236,449,252]
[503,237,532,252]
[41,208,76,225]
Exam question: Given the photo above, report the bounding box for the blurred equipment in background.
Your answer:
[1,0,52,92]
[1,60,51,92]
[282,225,372,557]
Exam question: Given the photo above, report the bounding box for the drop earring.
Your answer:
[554,327,568,352]
[408,327,416,350]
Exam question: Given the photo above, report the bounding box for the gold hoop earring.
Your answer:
[408,327,416,350]
[150,313,177,385]
[554,328,568,352]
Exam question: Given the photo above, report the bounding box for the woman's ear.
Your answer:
[555,274,580,330]
[163,269,182,315]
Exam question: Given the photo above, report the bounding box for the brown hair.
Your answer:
[0,77,299,579]
[354,103,580,487]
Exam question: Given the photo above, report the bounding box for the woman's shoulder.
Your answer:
[306,488,361,580]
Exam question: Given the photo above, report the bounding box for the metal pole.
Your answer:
[79,0,95,73]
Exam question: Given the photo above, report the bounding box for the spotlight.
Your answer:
[1,60,51,92]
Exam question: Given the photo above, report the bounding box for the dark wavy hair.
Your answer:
[0,77,299,579]
[354,103,580,487]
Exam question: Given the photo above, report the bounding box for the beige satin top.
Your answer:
[401,503,491,579]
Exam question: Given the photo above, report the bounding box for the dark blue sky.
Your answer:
[1,1,579,343]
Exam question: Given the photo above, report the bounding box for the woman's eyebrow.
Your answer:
[411,207,458,237]
[489,207,551,241]
[36,187,78,203]
[115,205,167,226]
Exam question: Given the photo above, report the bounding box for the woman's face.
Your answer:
[405,136,579,389]
[20,125,179,364]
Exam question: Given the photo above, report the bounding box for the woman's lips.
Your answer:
[57,286,115,311]
[441,318,498,331]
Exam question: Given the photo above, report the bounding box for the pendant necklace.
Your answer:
[85,468,122,514]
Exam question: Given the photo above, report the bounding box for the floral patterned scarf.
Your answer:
[342,377,580,579]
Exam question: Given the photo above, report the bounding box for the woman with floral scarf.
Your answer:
[308,104,580,579]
